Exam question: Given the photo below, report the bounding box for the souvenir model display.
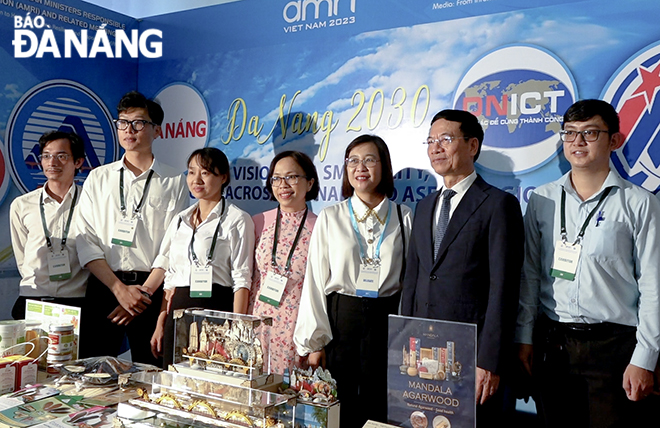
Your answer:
[281,367,337,405]
[173,309,273,386]
[117,370,294,428]
[400,338,462,381]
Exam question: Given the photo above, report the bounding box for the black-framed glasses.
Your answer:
[114,119,157,132]
[424,135,468,148]
[38,153,71,162]
[559,129,609,143]
[345,157,379,168]
[270,175,306,186]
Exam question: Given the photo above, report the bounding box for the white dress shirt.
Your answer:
[75,156,189,272]
[433,170,477,228]
[156,199,255,292]
[293,195,413,355]
[517,170,660,370]
[10,184,88,297]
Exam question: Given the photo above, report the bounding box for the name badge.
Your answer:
[550,240,581,281]
[48,250,71,281]
[111,217,138,247]
[259,271,288,307]
[356,264,380,298]
[190,265,212,298]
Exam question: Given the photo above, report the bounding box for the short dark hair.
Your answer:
[117,91,164,125]
[39,130,85,161]
[266,150,320,202]
[341,134,395,199]
[563,99,620,134]
[431,109,484,162]
[187,147,230,193]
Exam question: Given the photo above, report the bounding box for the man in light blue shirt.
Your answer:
[516,99,660,427]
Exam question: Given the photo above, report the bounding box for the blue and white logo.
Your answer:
[602,41,660,193]
[454,45,577,174]
[5,79,118,193]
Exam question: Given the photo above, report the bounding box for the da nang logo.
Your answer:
[6,79,118,193]
[454,45,577,174]
[602,42,660,193]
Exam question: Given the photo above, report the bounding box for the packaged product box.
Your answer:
[295,400,340,428]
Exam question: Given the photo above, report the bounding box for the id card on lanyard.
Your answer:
[348,199,390,298]
[40,186,78,282]
[550,186,612,281]
[189,199,225,298]
[258,207,308,307]
[112,168,154,247]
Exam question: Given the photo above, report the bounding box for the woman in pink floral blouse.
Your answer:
[248,151,319,374]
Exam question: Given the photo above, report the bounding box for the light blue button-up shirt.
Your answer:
[516,169,660,371]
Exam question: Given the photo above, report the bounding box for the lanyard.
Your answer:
[348,198,391,264]
[119,168,155,217]
[271,206,308,273]
[39,186,79,252]
[560,186,613,245]
[190,198,225,267]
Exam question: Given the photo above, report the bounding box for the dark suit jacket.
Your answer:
[401,174,524,375]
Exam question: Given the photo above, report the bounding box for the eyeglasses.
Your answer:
[39,153,71,162]
[424,135,468,148]
[270,175,306,186]
[345,157,380,168]
[559,129,609,143]
[114,119,157,132]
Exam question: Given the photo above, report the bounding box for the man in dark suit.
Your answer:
[401,109,524,420]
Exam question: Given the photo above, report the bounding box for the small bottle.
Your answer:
[47,324,74,374]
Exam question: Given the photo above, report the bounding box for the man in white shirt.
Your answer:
[75,91,188,365]
[517,99,660,426]
[10,131,88,320]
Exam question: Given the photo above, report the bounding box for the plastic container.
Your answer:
[47,323,74,373]
[0,320,26,355]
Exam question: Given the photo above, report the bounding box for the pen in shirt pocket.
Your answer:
[596,210,605,226]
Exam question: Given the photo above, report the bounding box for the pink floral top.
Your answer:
[248,207,317,375]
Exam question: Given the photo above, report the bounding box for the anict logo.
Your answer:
[13,13,162,59]
[454,45,577,174]
[5,80,119,193]
[283,0,356,23]
[602,42,660,193]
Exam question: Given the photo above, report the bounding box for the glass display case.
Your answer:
[117,370,294,428]
[173,309,273,387]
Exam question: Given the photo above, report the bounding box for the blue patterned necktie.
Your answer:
[433,188,456,260]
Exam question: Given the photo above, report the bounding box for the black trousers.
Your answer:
[162,284,234,368]
[79,272,163,367]
[326,291,401,428]
[532,315,658,428]
[12,296,86,320]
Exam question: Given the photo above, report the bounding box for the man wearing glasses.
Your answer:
[401,109,524,423]
[75,91,188,365]
[10,131,88,319]
[516,99,660,426]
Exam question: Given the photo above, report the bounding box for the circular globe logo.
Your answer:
[602,41,660,193]
[5,79,118,193]
[454,45,577,174]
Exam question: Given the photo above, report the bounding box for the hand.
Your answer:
[623,364,654,401]
[307,349,326,370]
[107,306,134,325]
[151,324,165,360]
[476,367,500,405]
[518,343,534,376]
[114,284,151,316]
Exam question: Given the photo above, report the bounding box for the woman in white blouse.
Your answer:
[293,135,413,428]
[150,147,254,367]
